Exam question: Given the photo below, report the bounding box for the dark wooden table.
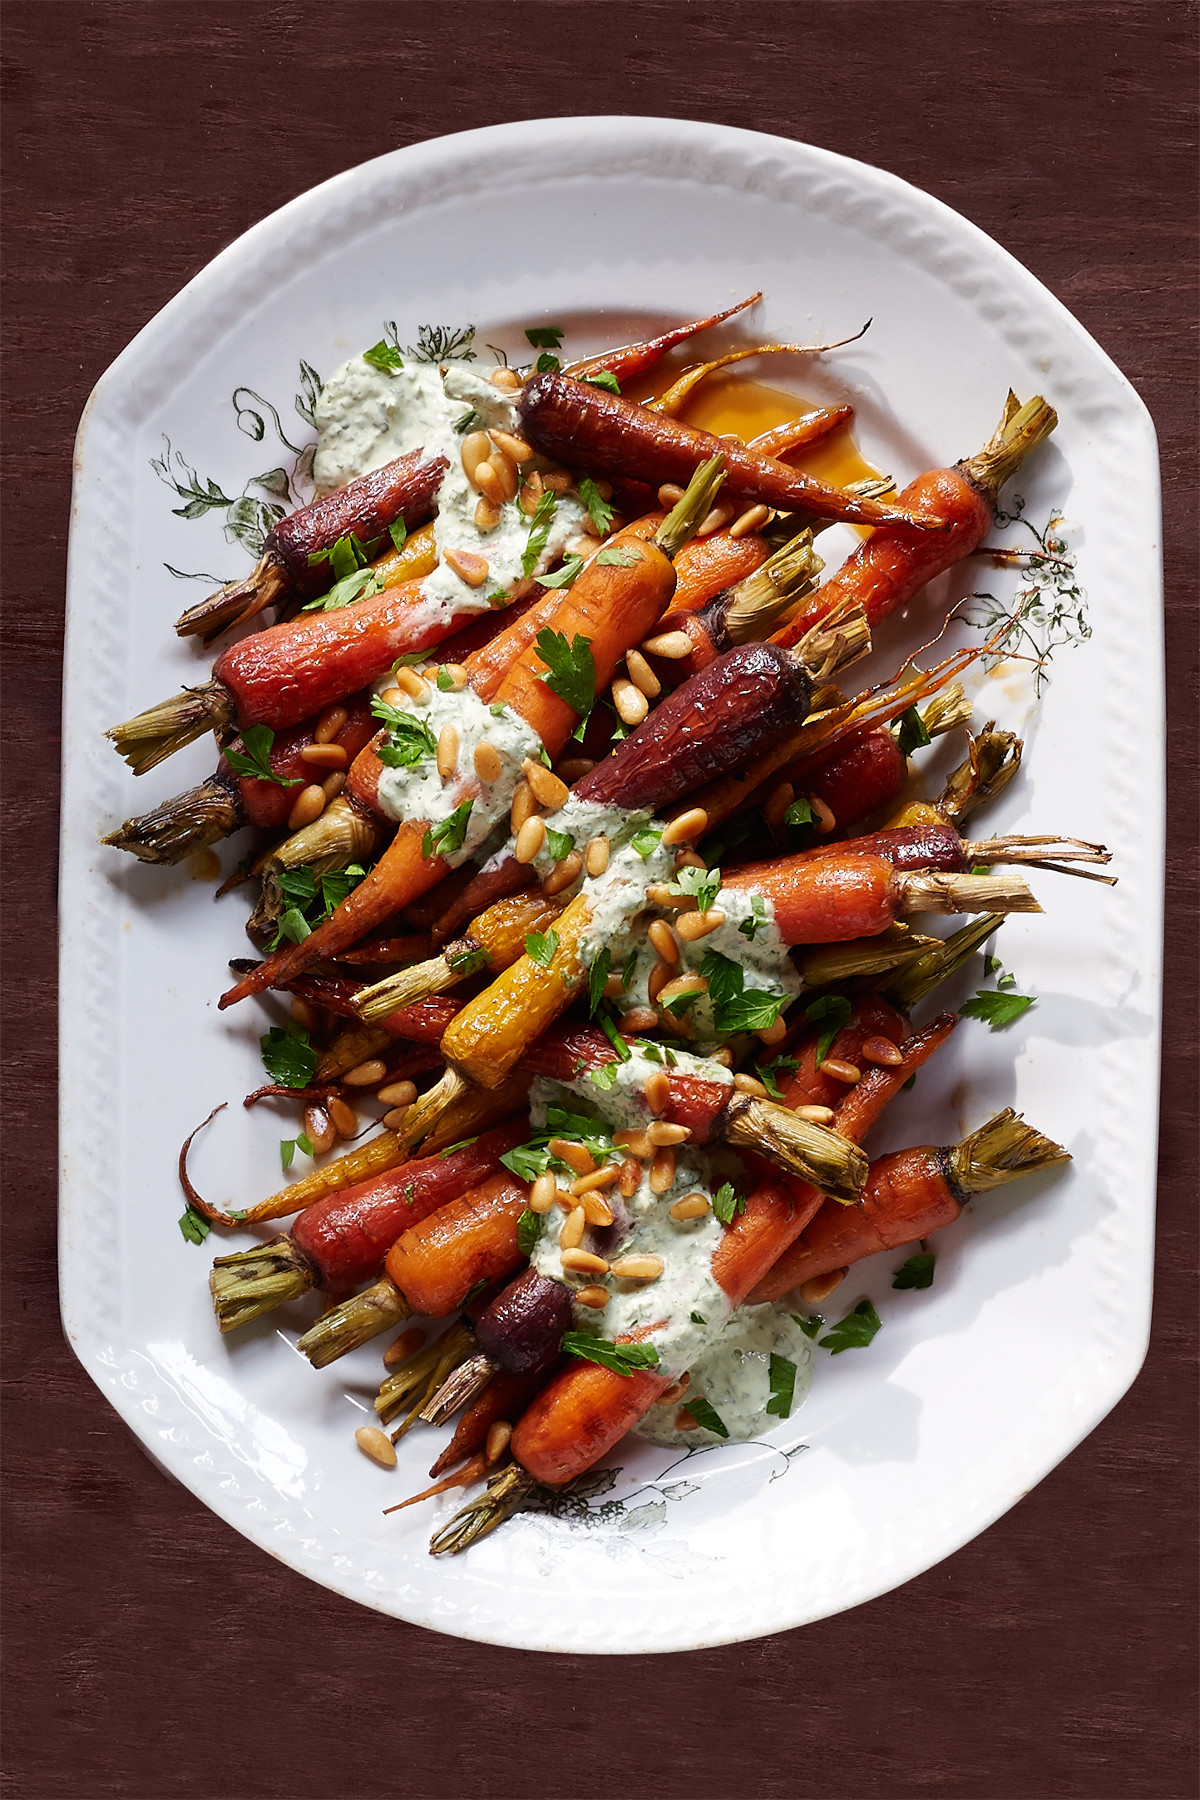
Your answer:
[3,4,1196,1796]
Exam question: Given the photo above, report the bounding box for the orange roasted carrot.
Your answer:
[428,1369,543,1478]
[511,1326,672,1488]
[750,406,854,459]
[383,1171,530,1317]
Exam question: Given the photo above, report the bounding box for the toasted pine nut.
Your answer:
[491,366,522,391]
[344,1058,387,1087]
[796,1104,836,1123]
[581,1191,615,1227]
[641,629,693,659]
[381,1106,414,1129]
[647,1120,690,1147]
[472,741,504,782]
[799,1267,848,1304]
[709,1046,734,1068]
[603,973,625,998]
[514,816,546,864]
[571,1165,621,1196]
[510,779,537,832]
[648,919,679,964]
[441,663,469,691]
[383,1325,424,1368]
[657,483,686,507]
[574,1284,610,1309]
[610,1253,665,1281]
[555,756,595,782]
[734,1073,770,1099]
[485,1420,513,1464]
[620,1006,659,1033]
[529,1171,558,1213]
[697,502,735,537]
[643,1071,671,1117]
[674,849,707,870]
[585,835,610,877]
[658,1380,688,1405]
[461,429,493,484]
[322,771,347,800]
[650,1147,676,1193]
[542,851,583,895]
[313,705,348,744]
[444,546,490,587]
[488,451,518,501]
[862,1036,905,1067]
[662,808,708,845]
[475,497,501,533]
[300,742,348,770]
[646,882,683,908]
[756,1016,789,1047]
[729,502,772,538]
[624,649,661,698]
[559,1206,587,1251]
[670,1192,711,1220]
[489,428,534,464]
[519,470,544,516]
[378,686,404,708]
[541,468,572,493]
[473,459,503,504]
[647,959,671,1002]
[821,1058,861,1083]
[287,784,326,831]
[327,1096,358,1138]
[618,1157,642,1197]
[377,1079,418,1108]
[764,780,795,833]
[658,973,708,1005]
[612,678,649,727]
[811,795,837,834]
[394,667,430,702]
[290,994,317,1033]
[548,1137,596,1177]
[675,1407,699,1431]
[614,1127,652,1155]
[355,1425,397,1468]
[304,1103,336,1155]
[561,1249,610,1279]
[522,758,569,809]
[436,723,460,780]
[676,907,726,942]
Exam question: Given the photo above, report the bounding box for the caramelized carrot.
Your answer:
[723,851,898,944]
[750,406,854,459]
[428,1370,543,1478]
[512,1361,672,1487]
[564,293,762,384]
[384,1172,530,1317]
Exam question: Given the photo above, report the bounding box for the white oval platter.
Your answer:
[60,117,1163,1653]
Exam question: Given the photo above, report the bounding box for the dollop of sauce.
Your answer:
[634,1304,815,1445]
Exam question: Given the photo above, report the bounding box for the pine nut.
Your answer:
[287,784,326,831]
[658,973,707,1005]
[614,1127,653,1157]
[697,502,735,537]
[475,497,501,533]
[658,1380,688,1405]
[379,686,404,707]
[646,883,682,907]
[799,1267,848,1304]
[549,1137,596,1177]
[625,649,661,698]
[612,679,649,727]
[510,779,538,832]
[662,808,708,845]
[322,772,347,800]
[380,1107,407,1128]
[764,780,795,833]
[575,1284,610,1309]
[674,849,707,870]
[734,1072,770,1099]
[344,1058,387,1086]
[581,1192,615,1227]
[519,471,545,516]
[644,1071,671,1117]
[570,1165,621,1196]
[436,723,459,780]
[515,816,546,863]
[648,919,679,964]
[299,743,347,770]
[611,1254,664,1281]
[650,1147,676,1193]
[709,1046,734,1068]
[522,758,569,809]
[556,756,595,782]
[670,1192,711,1220]
[675,1407,699,1431]
[444,546,490,587]
[862,1035,905,1067]
[491,367,522,391]
[441,663,469,691]
[542,851,582,895]
[485,1420,513,1464]
[377,1079,418,1108]
[585,835,610,877]
[395,667,430,702]
[559,1206,587,1251]
[542,468,572,493]
[603,972,625,998]
[355,1425,398,1468]
[290,994,318,1033]
[561,1249,610,1278]
[676,907,726,942]
[821,1058,861,1083]
[647,1120,690,1146]
[304,1103,336,1155]
[383,1325,425,1367]
[529,1171,558,1213]
[729,503,772,539]
[812,795,837,834]
[461,429,493,484]
[657,483,685,507]
[796,1104,836,1123]
[618,1158,642,1197]
[618,1006,658,1033]
[473,459,503,505]
[327,1096,358,1138]
[488,452,518,501]
[473,741,504,782]
[647,959,671,1002]
[489,428,533,464]
[314,705,348,744]
[641,630,693,659]
[756,1016,789,1047]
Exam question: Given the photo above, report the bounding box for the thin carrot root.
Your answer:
[383,1452,489,1515]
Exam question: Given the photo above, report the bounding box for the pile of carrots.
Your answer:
[103,298,1108,1554]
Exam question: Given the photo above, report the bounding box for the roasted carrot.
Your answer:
[428,1370,543,1478]
[383,1172,530,1318]
[750,406,854,459]
[512,1353,673,1487]
[563,293,762,384]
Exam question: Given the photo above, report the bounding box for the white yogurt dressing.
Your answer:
[314,355,589,627]
[633,1304,815,1446]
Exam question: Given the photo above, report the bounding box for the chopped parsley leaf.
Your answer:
[279,1132,314,1172]
[587,947,611,1017]
[516,1210,543,1256]
[371,698,438,767]
[525,325,565,349]
[784,796,818,832]
[259,1023,318,1090]
[792,1312,824,1339]
[804,993,853,1066]
[698,948,786,1035]
[225,724,302,790]
[178,1206,210,1246]
[578,476,614,536]
[630,827,663,860]
[545,826,576,863]
[754,1053,800,1100]
[582,369,621,394]
[535,352,561,373]
[711,1181,745,1226]
[595,543,641,568]
[422,799,474,859]
[668,863,721,914]
[388,517,407,554]
[534,626,595,720]
[765,1353,798,1418]
[536,553,585,591]
[522,487,558,577]
[562,1333,659,1376]
[959,989,1035,1028]
[683,1395,728,1438]
[818,1298,882,1354]
[893,1246,936,1289]
[896,704,932,755]
[589,1062,620,1092]
[363,339,403,372]
[739,894,768,942]
[690,1311,706,1326]
[525,928,560,969]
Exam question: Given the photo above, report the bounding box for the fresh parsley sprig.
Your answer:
[525,325,564,349]
[804,994,853,1066]
[578,476,614,536]
[668,864,722,914]
[682,1395,728,1437]
[225,724,302,790]
[818,1298,882,1354]
[698,949,787,1036]
[259,1024,318,1090]
[959,989,1035,1028]
[711,1181,746,1226]
[893,1245,936,1289]
[422,800,474,860]
[522,488,558,578]
[562,1333,659,1376]
[525,928,560,969]
[535,627,596,720]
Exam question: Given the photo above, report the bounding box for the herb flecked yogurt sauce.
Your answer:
[313,354,589,627]
[634,1304,815,1446]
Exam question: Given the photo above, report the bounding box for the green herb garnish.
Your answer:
[896,705,932,755]
[818,1298,882,1355]
[589,1062,620,1092]
[536,554,585,591]
[535,626,595,720]
[372,701,439,769]
[630,827,663,860]
[698,949,787,1035]
[259,1024,318,1090]
[784,796,818,831]
[525,325,564,349]
[535,352,561,372]
[599,1011,632,1061]
[792,1313,824,1339]
[587,947,611,1017]
[959,989,1035,1028]
[683,1395,728,1437]
[739,894,768,942]
[545,826,576,863]
[804,994,853,1066]
[562,1333,659,1376]
[578,476,614,536]
[363,339,403,372]
[668,863,721,914]
[525,928,560,969]
[224,724,302,790]
[279,1132,315,1171]
[893,1246,936,1289]
[711,1181,745,1226]
[583,369,621,394]
[754,1053,800,1100]
[388,517,407,554]
[516,1210,543,1256]
[522,487,558,578]
[765,1353,798,1418]
[594,543,641,567]
[178,1207,211,1246]
[422,800,474,860]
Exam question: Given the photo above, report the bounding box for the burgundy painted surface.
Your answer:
[2,4,1195,1796]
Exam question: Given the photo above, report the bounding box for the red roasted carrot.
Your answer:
[750,406,854,459]
[428,1369,543,1478]
[563,293,762,384]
